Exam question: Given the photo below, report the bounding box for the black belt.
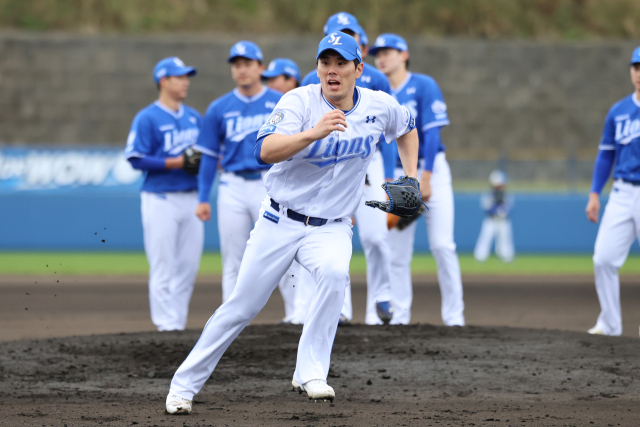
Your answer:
[233,170,263,180]
[270,199,328,226]
[622,178,640,186]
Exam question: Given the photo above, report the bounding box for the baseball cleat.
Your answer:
[376,301,394,324]
[587,325,605,335]
[294,379,335,402]
[165,393,192,415]
[338,314,350,326]
[280,317,302,325]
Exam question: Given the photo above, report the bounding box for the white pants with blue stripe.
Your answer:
[169,197,353,399]
[141,191,204,331]
[592,179,640,336]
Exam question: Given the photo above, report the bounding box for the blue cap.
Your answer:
[317,31,362,63]
[228,41,263,63]
[153,57,197,84]
[358,25,368,47]
[369,33,409,56]
[324,12,360,36]
[631,46,640,65]
[262,58,301,82]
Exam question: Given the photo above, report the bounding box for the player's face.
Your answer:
[317,52,364,102]
[266,75,297,94]
[374,48,409,76]
[231,58,264,88]
[631,64,640,92]
[160,75,190,100]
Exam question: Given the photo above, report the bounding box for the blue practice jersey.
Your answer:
[301,63,396,178]
[392,72,449,160]
[195,87,282,172]
[125,101,202,193]
[599,93,640,182]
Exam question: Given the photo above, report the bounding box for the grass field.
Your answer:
[0,252,639,276]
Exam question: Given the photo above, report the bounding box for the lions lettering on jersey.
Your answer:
[124,101,202,193]
[195,87,282,173]
[600,93,640,181]
[256,85,415,219]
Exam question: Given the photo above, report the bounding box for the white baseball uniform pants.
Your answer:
[388,152,465,326]
[474,217,515,263]
[289,151,392,325]
[217,172,300,317]
[169,197,353,399]
[592,180,640,336]
[141,191,204,331]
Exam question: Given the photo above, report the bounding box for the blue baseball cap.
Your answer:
[358,25,368,47]
[262,58,301,82]
[317,31,362,63]
[153,57,197,84]
[324,12,360,36]
[228,41,263,63]
[369,33,409,56]
[630,46,640,65]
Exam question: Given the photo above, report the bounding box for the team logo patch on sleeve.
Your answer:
[268,112,284,125]
[263,211,280,224]
[431,100,447,114]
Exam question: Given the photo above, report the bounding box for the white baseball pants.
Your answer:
[169,197,353,399]
[474,217,515,263]
[592,180,640,336]
[388,152,465,326]
[216,172,299,317]
[141,191,204,331]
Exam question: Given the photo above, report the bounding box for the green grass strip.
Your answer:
[0,252,638,276]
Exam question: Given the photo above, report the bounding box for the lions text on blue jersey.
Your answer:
[194,87,282,173]
[125,101,202,193]
[256,84,415,219]
[392,72,449,164]
[599,93,640,182]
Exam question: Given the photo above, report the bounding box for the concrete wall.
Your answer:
[2,32,639,180]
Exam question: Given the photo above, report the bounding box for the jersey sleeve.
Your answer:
[419,78,450,133]
[375,73,392,95]
[194,102,222,159]
[598,109,616,151]
[124,113,155,159]
[382,94,416,143]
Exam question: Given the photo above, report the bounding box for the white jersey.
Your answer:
[257,84,415,219]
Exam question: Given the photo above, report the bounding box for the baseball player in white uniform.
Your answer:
[371,34,465,326]
[166,32,420,413]
[299,12,397,325]
[586,46,640,337]
[474,170,515,263]
[125,57,204,332]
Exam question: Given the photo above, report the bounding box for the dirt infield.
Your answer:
[2,274,640,426]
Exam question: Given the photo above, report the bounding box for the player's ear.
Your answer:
[402,51,410,62]
[355,62,364,79]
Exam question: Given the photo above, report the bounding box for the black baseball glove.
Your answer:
[365,176,427,218]
[182,147,202,175]
[396,204,427,230]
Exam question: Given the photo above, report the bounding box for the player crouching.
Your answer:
[165,32,421,413]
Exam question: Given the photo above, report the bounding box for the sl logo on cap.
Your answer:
[328,33,342,46]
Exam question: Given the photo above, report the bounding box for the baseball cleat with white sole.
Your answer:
[587,325,605,335]
[166,393,192,414]
[292,378,335,402]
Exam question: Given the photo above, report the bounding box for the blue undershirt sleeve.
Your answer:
[422,127,441,172]
[254,135,271,166]
[128,156,167,171]
[590,149,615,194]
[197,153,218,203]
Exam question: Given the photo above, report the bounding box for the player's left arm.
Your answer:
[383,96,418,178]
[419,78,449,201]
[396,129,419,178]
[586,110,616,223]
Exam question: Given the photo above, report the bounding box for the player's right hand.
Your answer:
[309,109,347,140]
[196,202,211,222]
[586,192,600,223]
